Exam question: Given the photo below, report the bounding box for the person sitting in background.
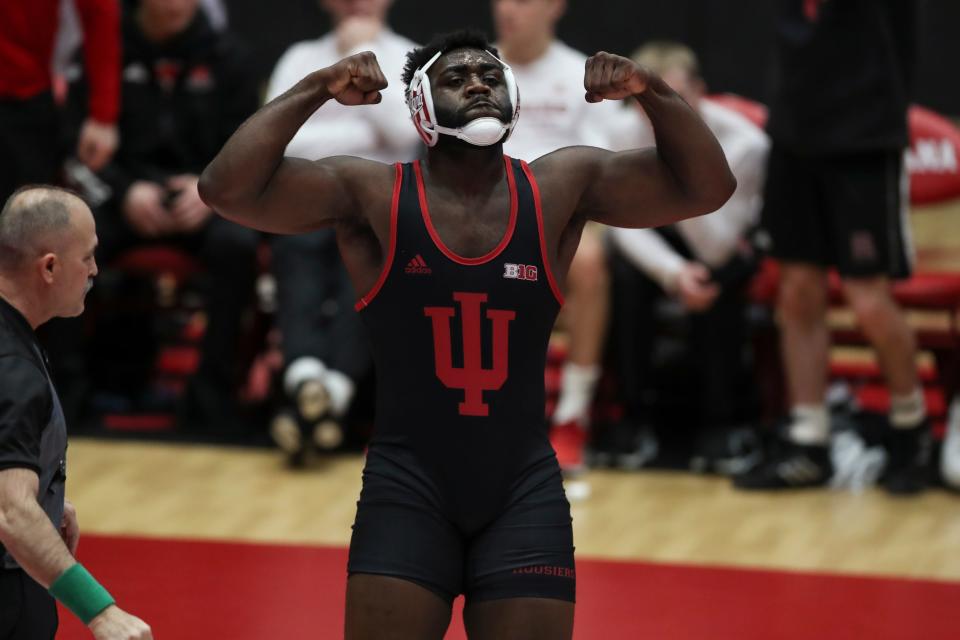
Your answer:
[61,0,261,430]
[493,0,638,474]
[265,0,419,464]
[606,42,770,473]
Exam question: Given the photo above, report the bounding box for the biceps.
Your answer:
[579,149,686,228]
[254,158,355,234]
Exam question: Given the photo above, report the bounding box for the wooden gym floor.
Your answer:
[54,438,960,639]
[53,202,960,638]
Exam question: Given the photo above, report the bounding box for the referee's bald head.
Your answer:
[0,186,90,273]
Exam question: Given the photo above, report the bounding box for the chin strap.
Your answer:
[432,118,510,147]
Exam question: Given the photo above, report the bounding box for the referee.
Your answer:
[0,187,150,639]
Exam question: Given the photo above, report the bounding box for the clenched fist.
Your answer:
[320,52,388,106]
[584,51,650,103]
[89,605,152,640]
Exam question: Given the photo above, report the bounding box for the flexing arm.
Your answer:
[543,52,736,229]
[265,45,415,161]
[199,52,390,234]
[665,105,771,269]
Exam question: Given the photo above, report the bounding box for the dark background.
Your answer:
[226,0,960,116]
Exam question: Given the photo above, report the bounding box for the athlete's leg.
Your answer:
[734,261,834,489]
[735,148,834,489]
[463,461,575,637]
[347,448,464,637]
[344,574,452,640]
[842,276,918,396]
[842,275,929,493]
[463,598,574,640]
[827,152,929,493]
[778,262,831,416]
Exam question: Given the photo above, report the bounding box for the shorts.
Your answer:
[347,446,576,605]
[760,146,913,279]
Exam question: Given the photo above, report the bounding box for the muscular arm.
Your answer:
[199,52,392,234]
[539,53,736,230]
[0,468,75,587]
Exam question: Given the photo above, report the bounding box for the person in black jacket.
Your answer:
[62,0,261,429]
[735,0,929,494]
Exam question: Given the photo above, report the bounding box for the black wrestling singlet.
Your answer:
[355,155,564,525]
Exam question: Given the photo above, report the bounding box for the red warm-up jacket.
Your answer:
[0,0,119,123]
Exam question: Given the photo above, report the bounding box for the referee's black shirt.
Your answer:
[0,295,67,570]
[767,0,916,155]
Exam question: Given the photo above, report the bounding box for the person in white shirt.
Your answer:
[494,0,638,473]
[607,41,770,473]
[266,0,419,465]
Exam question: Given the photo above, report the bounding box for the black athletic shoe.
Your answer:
[882,420,932,496]
[585,420,657,470]
[690,426,762,476]
[733,436,833,490]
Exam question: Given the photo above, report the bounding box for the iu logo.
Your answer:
[424,292,515,417]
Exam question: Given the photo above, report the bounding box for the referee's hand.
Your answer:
[60,500,80,556]
[89,605,153,640]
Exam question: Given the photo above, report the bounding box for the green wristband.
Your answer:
[48,564,116,625]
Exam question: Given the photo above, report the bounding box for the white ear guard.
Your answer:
[407,48,520,147]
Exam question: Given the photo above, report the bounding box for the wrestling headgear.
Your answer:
[407,48,520,147]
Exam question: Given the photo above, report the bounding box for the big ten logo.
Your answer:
[503,263,538,281]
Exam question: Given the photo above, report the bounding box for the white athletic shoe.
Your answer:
[941,396,960,490]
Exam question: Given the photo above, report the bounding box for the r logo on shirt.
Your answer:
[503,263,538,281]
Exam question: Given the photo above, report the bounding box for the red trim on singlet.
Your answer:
[520,160,564,306]
[413,156,518,266]
[355,163,403,311]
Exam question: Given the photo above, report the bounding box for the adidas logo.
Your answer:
[405,254,432,275]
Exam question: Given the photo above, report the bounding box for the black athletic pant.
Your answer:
[271,229,372,383]
[0,569,58,640]
[0,92,62,203]
[41,212,259,412]
[95,211,260,388]
[609,236,750,429]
